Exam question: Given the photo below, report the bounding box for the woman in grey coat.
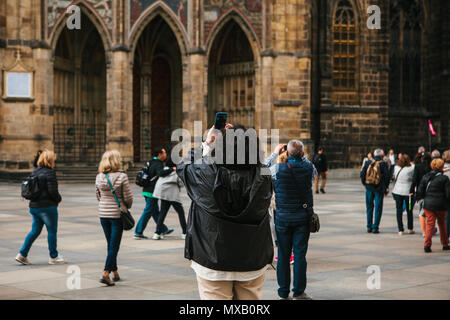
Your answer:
[152,160,187,240]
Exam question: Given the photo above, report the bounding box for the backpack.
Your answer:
[135,162,158,187]
[365,160,382,185]
[135,163,150,187]
[21,175,41,200]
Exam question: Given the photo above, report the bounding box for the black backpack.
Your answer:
[135,162,151,187]
[21,175,41,200]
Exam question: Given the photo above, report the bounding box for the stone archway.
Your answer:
[52,11,107,163]
[207,19,256,128]
[132,15,183,162]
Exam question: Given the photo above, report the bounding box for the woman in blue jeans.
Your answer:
[16,149,65,265]
[96,150,133,286]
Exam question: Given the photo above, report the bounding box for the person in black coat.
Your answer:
[411,152,432,236]
[176,124,273,300]
[16,149,65,265]
[134,147,173,239]
[312,147,328,194]
[416,158,450,252]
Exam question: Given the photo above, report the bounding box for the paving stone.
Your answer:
[1,180,449,300]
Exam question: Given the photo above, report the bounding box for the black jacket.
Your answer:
[410,162,431,194]
[360,156,390,194]
[313,153,328,173]
[176,148,274,272]
[142,158,172,194]
[416,170,450,212]
[29,167,62,208]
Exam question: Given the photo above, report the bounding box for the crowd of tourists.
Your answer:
[360,146,450,253]
[13,128,449,300]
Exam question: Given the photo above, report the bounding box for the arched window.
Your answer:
[332,0,358,105]
[389,0,423,108]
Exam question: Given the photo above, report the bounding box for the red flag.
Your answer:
[428,120,437,136]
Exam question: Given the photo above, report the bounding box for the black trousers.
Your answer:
[393,194,414,232]
[156,200,187,235]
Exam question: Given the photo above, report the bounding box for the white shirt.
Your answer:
[392,165,415,196]
[191,261,268,281]
[389,154,395,165]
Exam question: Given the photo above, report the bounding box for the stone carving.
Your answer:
[130,0,188,29]
[47,0,113,36]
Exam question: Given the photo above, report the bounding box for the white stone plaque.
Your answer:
[6,72,32,98]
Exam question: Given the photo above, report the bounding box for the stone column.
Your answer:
[106,49,133,166]
[183,51,206,139]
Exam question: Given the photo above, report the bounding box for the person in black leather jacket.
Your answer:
[16,149,65,265]
[416,158,450,253]
[176,124,273,300]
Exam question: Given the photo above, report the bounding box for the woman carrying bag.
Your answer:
[152,157,187,240]
[392,154,415,235]
[96,150,133,286]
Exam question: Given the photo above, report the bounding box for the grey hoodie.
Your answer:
[95,171,133,219]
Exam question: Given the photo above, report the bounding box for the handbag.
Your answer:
[106,173,135,231]
[286,162,320,233]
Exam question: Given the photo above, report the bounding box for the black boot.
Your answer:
[424,246,432,253]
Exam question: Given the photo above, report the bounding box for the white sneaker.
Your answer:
[398,231,404,236]
[15,253,31,265]
[181,234,186,240]
[152,233,164,240]
[49,256,66,265]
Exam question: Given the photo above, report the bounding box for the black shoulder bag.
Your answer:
[286,162,320,233]
[106,173,135,231]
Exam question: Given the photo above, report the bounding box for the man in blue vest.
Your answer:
[265,140,317,300]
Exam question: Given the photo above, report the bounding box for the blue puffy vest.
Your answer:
[274,156,314,222]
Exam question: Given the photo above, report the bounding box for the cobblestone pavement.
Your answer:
[0,179,449,300]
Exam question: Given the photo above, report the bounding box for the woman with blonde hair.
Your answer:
[96,150,133,286]
[16,149,65,265]
[416,158,450,253]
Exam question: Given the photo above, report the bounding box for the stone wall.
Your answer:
[0,0,449,180]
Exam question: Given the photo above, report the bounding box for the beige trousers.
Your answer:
[196,274,266,300]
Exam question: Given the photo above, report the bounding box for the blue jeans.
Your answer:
[20,207,59,259]
[135,197,168,235]
[365,189,384,231]
[275,219,310,298]
[100,218,123,272]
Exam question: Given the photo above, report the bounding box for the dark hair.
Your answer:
[422,152,432,172]
[397,154,411,168]
[216,124,262,170]
[318,147,324,152]
[33,150,43,168]
[152,147,165,157]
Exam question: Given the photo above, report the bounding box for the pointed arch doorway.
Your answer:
[133,16,183,162]
[52,12,107,163]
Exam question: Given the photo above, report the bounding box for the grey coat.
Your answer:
[152,170,183,203]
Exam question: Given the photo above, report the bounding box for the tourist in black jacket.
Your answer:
[416,158,450,253]
[134,147,173,239]
[411,152,432,236]
[312,147,328,194]
[16,149,65,265]
[177,124,273,300]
